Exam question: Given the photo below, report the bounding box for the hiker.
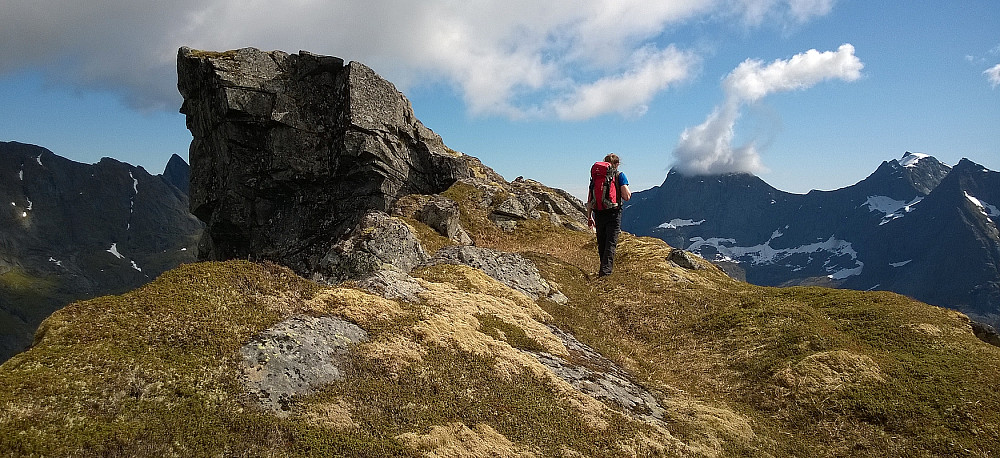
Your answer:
[586,153,631,276]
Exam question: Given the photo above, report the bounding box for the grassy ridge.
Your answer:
[0,180,998,456]
[441,180,1000,456]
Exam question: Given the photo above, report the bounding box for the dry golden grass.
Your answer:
[773,350,885,398]
[303,399,357,430]
[397,422,535,458]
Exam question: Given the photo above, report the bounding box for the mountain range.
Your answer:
[0,142,202,362]
[622,152,1000,329]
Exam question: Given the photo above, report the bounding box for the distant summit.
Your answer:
[623,152,1000,329]
[161,153,189,194]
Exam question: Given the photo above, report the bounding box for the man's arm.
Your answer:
[619,184,631,201]
[617,171,631,202]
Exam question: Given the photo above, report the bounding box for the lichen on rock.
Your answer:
[240,315,369,415]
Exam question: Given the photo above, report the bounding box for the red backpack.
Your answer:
[589,161,619,211]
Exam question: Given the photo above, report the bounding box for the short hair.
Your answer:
[604,153,620,165]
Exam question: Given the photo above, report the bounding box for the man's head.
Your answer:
[604,153,620,167]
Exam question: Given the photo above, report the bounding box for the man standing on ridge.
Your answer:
[586,153,631,277]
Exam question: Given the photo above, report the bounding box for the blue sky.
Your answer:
[2,1,998,200]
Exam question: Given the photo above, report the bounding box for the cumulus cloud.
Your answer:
[986,64,1000,88]
[2,0,833,119]
[673,44,863,175]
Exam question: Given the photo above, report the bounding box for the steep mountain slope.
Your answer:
[0,142,203,362]
[623,153,1000,328]
[860,159,1000,325]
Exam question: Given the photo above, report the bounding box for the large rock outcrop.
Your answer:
[177,47,501,276]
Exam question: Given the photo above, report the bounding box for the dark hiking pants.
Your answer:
[594,207,622,276]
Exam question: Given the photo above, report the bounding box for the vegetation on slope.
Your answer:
[1,178,999,457]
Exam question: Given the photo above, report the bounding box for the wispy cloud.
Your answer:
[731,0,836,26]
[986,64,1000,88]
[672,44,863,175]
[551,46,698,120]
[1,0,835,119]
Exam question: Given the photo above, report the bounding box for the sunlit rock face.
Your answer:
[177,47,497,276]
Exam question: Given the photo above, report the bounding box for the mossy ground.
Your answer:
[1,179,999,456]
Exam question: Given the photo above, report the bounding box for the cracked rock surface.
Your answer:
[533,326,667,427]
[178,47,498,277]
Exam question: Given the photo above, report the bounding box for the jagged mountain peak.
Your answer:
[952,157,993,174]
[861,152,951,197]
[162,153,189,194]
[898,151,931,167]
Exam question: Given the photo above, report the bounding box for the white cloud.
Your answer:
[552,46,697,120]
[673,44,863,175]
[1,0,834,119]
[724,44,863,102]
[986,64,1000,88]
[786,0,836,22]
[672,100,768,175]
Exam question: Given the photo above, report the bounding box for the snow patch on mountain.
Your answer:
[686,234,864,279]
[965,191,999,219]
[129,171,138,216]
[890,260,912,268]
[828,263,863,280]
[900,152,929,168]
[107,243,124,259]
[864,195,922,225]
[658,218,705,229]
[864,196,907,214]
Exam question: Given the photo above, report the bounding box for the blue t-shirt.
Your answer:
[617,171,629,186]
